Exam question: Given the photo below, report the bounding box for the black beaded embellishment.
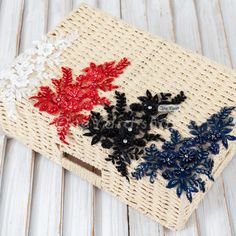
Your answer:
[83,90,186,180]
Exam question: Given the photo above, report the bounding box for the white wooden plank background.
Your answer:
[0,0,236,235]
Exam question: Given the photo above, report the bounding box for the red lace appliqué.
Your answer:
[30,58,130,144]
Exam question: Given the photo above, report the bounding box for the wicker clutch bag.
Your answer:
[0,4,236,230]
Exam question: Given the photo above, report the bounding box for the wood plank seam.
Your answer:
[194,211,201,236]
[92,187,95,236]
[65,0,73,12]
[25,150,35,236]
[0,0,2,13]
[192,0,204,52]
[144,0,149,31]
[119,0,123,19]
[15,0,25,56]
[218,0,234,68]
[59,168,65,236]
[168,0,177,42]
[0,136,7,193]
[126,205,130,236]
[45,0,49,33]
[221,179,234,235]
[95,0,99,8]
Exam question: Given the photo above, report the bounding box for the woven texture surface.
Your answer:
[0,4,236,230]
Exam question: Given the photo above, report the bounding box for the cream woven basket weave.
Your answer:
[0,4,236,231]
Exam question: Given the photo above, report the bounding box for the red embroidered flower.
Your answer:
[30,58,130,144]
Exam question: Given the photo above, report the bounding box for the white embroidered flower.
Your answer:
[54,38,67,49]
[12,74,29,88]
[47,52,61,66]
[28,77,40,86]
[34,56,47,71]
[14,61,34,77]
[36,43,55,57]
[0,32,79,118]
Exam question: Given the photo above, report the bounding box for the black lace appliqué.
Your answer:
[83,90,186,180]
[132,107,236,202]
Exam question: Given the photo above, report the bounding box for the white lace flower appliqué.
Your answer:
[0,32,79,118]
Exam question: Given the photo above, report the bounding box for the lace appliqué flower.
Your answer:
[0,32,79,118]
[30,58,130,144]
[132,107,236,202]
[83,90,186,180]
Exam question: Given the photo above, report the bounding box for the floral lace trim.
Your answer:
[0,32,79,118]
[132,107,236,202]
[30,58,130,144]
[83,90,186,180]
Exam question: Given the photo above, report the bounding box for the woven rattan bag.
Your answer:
[0,4,236,230]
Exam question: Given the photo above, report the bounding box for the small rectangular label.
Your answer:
[158,105,179,112]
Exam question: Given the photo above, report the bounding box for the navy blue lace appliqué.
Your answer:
[132,107,236,202]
